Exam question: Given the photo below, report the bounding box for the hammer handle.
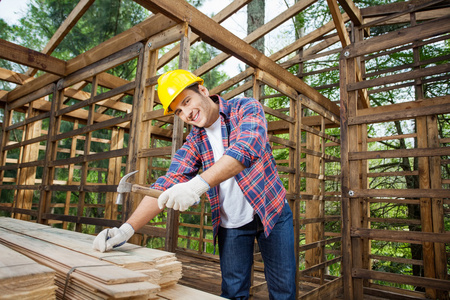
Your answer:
[131,184,163,198]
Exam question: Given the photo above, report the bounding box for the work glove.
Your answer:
[158,175,210,211]
[92,223,134,252]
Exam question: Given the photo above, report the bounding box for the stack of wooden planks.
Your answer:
[0,217,182,288]
[0,217,186,299]
[0,243,57,299]
[0,227,159,299]
[0,217,227,300]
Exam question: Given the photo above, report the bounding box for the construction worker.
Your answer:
[93,69,296,300]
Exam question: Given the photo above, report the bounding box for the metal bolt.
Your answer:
[348,190,354,197]
[147,42,152,48]
[344,51,350,57]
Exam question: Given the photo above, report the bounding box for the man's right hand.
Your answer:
[92,223,135,252]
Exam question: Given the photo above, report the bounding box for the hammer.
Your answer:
[116,170,163,204]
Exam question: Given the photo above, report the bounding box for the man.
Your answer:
[93,69,296,300]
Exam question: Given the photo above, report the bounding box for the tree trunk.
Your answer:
[245,0,265,98]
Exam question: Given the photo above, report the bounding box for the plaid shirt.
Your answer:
[152,95,286,240]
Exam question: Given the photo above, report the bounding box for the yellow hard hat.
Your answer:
[157,69,204,115]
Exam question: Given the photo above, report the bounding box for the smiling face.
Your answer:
[169,85,220,128]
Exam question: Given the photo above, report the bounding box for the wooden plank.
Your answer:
[339,49,355,300]
[8,83,55,111]
[326,0,351,46]
[353,268,450,291]
[360,0,442,17]
[0,244,56,299]
[0,217,180,287]
[299,277,343,300]
[345,15,450,58]
[361,0,446,28]
[352,102,450,125]
[363,7,450,26]
[348,63,450,91]
[0,67,31,85]
[337,0,363,26]
[369,254,423,266]
[0,39,66,76]
[157,284,224,299]
[60,42,143,89]
[351,95,450,124]
[51,113,132,142]
[138,146,172,158]
[56,81,136,117]
[363,286,427,300]
[351,228,450,244]
[351,188,449,198]
[0,228,151,285]
[349,147,450,160]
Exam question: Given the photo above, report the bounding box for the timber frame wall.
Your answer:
[0,0,449,299]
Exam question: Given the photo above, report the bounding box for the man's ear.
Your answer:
[198,85,209,97]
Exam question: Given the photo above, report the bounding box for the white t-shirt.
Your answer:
[204,117,254,228]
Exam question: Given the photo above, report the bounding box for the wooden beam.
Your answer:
[0,39,66,76]
[345,15,450,58]
[326,0,351,46]
[0,68,31,85]
[349,98,450,125]
[136,0,340,117]
[25,0,96,77]
[353,268,450,291]
[350,188,450,199]
[360,0,448,17]
[337,0,363,26]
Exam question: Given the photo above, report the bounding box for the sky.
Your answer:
[0,0,30,24]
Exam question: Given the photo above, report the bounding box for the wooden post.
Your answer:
[123,42,146,222]
[75,75,98,232]
[427,114,448,300]
[63,120,78,229]
[292,98,302,298]
[339,52,354,300]
[38,84,60,225]
[305,129,323,280]
[165,25,191,253]
[13,102,41,221]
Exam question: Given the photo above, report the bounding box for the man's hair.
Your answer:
[184,83,200,94]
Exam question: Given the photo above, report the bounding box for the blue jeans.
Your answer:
[218,203,296,300]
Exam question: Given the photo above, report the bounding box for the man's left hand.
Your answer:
[157,175,210,211]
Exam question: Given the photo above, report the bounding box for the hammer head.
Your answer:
[116,170,139,204]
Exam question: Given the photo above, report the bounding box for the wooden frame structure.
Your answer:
[0,0,448,299]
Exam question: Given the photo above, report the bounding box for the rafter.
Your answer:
[0,39,66,76]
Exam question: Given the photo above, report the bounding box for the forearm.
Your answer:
[126,196,163,230]
[200,154,245,188]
